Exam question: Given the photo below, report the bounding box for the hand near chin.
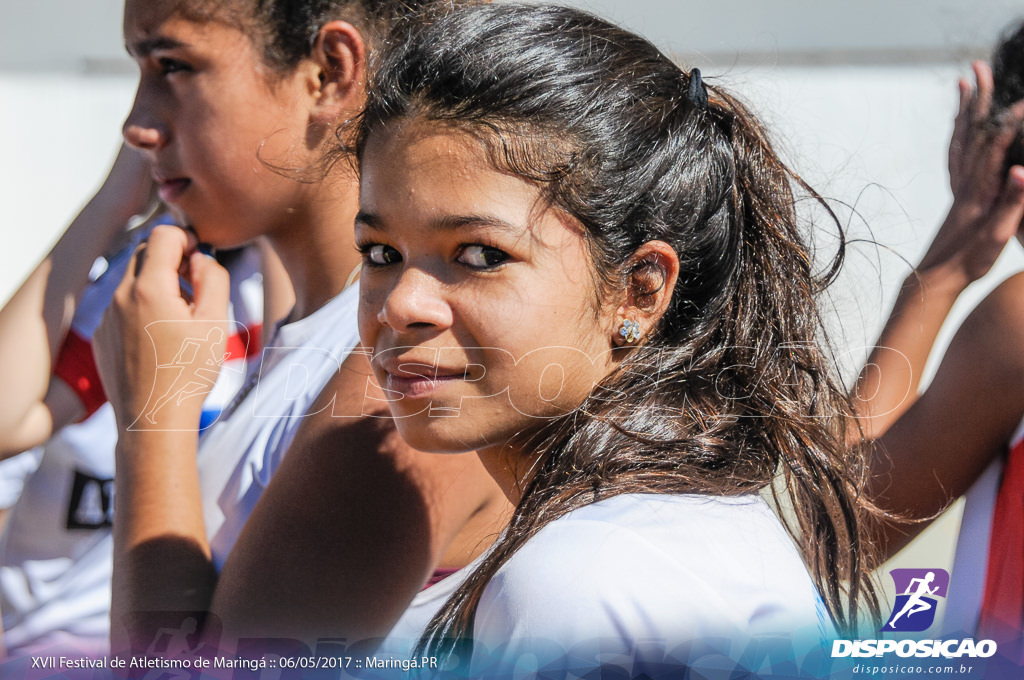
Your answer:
[924,60,1024,286]
[93,225,230,432]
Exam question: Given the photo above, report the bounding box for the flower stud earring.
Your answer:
[619,318,641,344]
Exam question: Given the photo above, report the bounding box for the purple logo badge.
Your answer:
[881,568,950,632]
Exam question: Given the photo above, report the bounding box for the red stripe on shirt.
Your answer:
[423,568,460,590]
[977,438,1024,640]
[224,323,262,362]
[53,329,107,419]
[54,324,262,420]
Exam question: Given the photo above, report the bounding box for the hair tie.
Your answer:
[687,68,708,111]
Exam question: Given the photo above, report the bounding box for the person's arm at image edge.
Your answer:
[855,63,1024,437]
[0,145,153,458]
[852,63,1024,561]
[869,275,1024,559]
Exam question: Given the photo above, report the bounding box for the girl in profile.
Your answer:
[69,0,508,658]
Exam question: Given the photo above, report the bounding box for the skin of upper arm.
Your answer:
[0,376,82,459]
[0,403,52,460]
[870,272,1024,554]
[209,349,505,647]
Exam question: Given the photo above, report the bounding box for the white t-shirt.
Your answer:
[198,283,361,569]
[0,405,118,656]
[468,493,831,678]
[372,559,481,663]
[0,449,44,510]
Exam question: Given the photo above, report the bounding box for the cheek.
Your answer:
[357,287,384,348]
[497,342,614,420]
[473,286,615,408]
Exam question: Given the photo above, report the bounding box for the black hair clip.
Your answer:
[687,68,708,111]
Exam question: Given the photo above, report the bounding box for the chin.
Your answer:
[187,222,256,250]
[393,419,482,455]
[163,203,189,226]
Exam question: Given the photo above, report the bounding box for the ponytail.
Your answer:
[707,85,878,632]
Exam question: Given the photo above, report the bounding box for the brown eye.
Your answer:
[458,245,509,269]
[365,244,402,266]
[158,57,191,75]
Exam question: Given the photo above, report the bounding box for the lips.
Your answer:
[155,176,191,203]
[386,372,467,400]
[376,358,473,400]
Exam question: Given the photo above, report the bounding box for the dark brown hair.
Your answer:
[993,18,1024,170]
[169,0,458,72]
[355,1,881,657]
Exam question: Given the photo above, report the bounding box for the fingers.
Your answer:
[188,251,231,320]
[963,64,995,165]
[950,77,972,165]
[982,99,1024,182]
[949,63,994,192]
[143,225,191,272]
[1001,99,1024,139]
[132,225,196,296]
[957,77,971,121]
[970,60,994,124]
[949,62,1024,203]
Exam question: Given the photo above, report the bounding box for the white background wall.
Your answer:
[4,0,1024,630]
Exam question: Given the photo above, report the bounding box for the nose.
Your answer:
[122,86,169,152]
[377,267,453,333]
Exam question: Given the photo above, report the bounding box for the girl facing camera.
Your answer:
[346,3,881,675]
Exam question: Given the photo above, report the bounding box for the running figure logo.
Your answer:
[882,568,950,632]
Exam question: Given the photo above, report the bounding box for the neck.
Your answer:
[268,174,362,322]
[476,444,543,506]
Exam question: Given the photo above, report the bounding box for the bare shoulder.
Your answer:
[951,271,1024,376]
[886,269,1024,475]
[213,349,499,641]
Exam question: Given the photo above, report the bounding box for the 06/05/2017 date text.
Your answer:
[278,655,439,672]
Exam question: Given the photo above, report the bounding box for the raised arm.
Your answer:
[93,226,228,653]
[0,145,154,457]
[868,274,1024,559]
[854,62,1024,439]
[854,63,1024,560]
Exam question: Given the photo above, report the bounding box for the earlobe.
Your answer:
[310,20,367,122]
[616,318,642,345]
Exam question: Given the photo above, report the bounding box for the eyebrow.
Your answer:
[125,36,189,58]
[355,211,524,235]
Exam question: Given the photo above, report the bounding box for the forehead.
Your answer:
[360,120,591,248]
[124,0,240,39]
[359,121,528,213]
[122,0,267,74]
[364,122,488,176]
